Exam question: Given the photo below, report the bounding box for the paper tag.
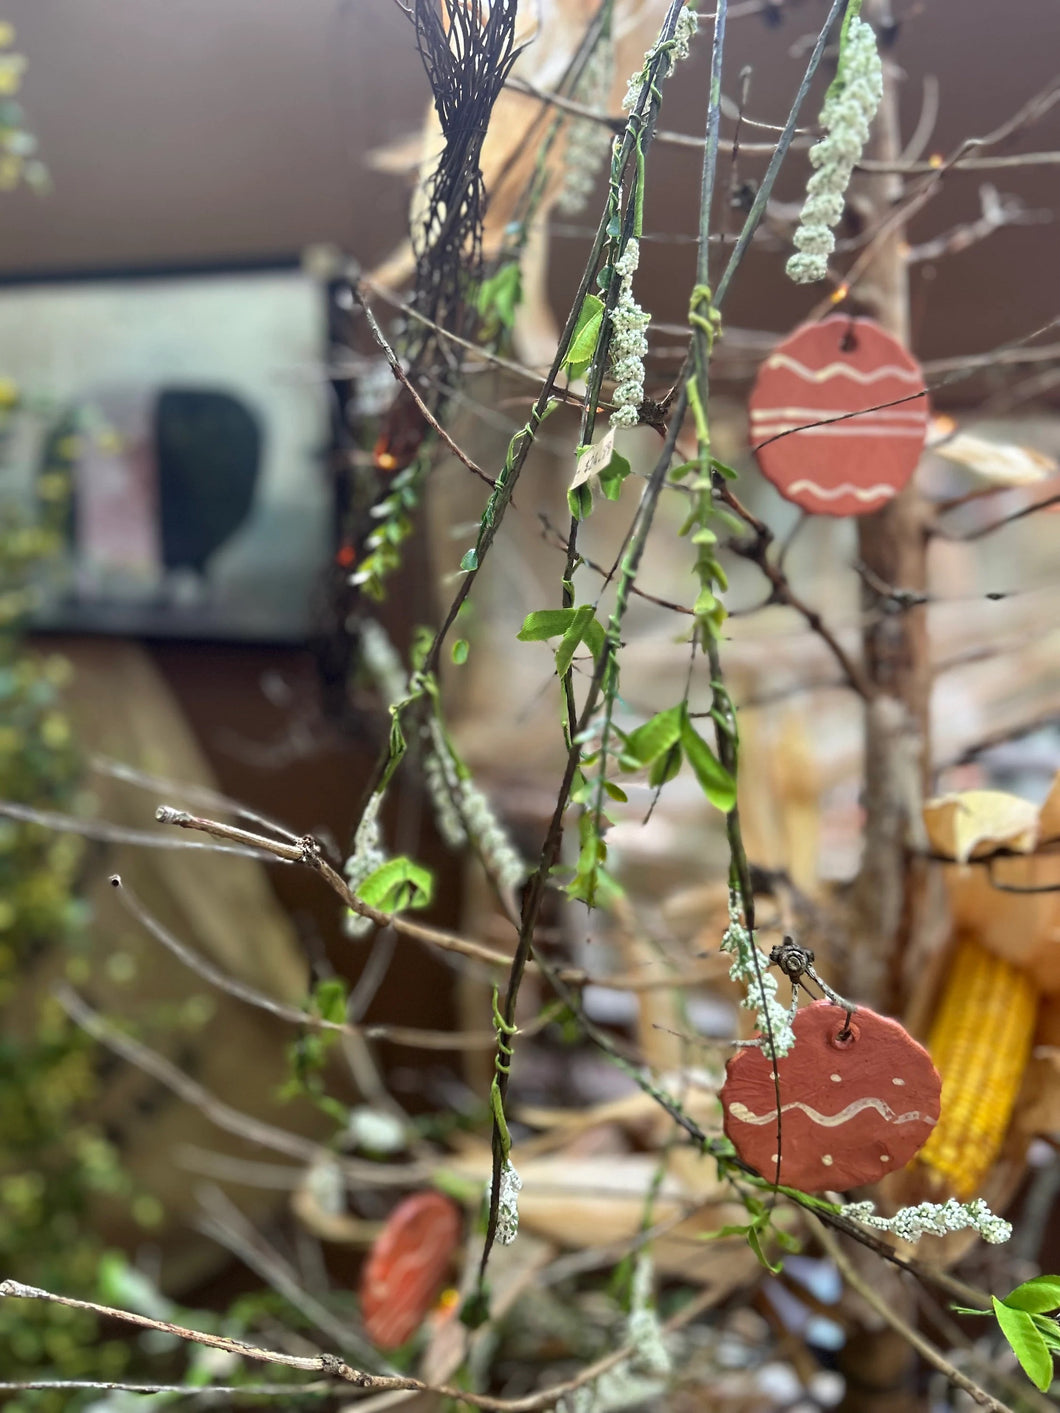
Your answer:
[570,426,616,492]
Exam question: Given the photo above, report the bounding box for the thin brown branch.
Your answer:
[0,1382,331,1398]
[53,983,430,1188]
[91,754,302,843]
[153,803,711,995]
[349,278,496,487]
[195,1184,380,1367]
[809,78,1060,316]
[108,873,503,1051]
[0,799,278,861]
[713,481,873,699]
[808,1217,1017,1413]
[0,1274,718,1413]
[941,488,1060,541]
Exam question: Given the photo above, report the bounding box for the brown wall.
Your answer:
[2,1,1058,373]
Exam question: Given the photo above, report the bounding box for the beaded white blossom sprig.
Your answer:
[609,238,652,428]
[344,791,388,939]
[786,7,884,285]
[722,893,798,1058]
[840,1197,1013,1245]
[621,5,700,113]
[558,37,616,216]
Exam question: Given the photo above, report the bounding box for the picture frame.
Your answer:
[0,261,332,642]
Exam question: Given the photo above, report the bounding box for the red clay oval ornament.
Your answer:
[360,1191,461,1349]
[721,1000,941,1192]
[749,315,929,516]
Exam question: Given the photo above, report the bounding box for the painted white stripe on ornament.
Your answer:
[727,1096,936,1127]
[785,480,897,503]
[765,353,925,386]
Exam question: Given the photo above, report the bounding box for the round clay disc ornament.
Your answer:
[360,1191,462,1349]
[749,315,930,516]
[721,1000,941,1192]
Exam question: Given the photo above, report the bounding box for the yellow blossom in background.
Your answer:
[0,21,15,47]
[0,49,25,95]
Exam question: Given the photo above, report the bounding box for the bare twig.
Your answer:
[53,983,430,1188]
[0,1274,718,1413]
[108,873,504,1051]
[808,1217,1017,1413]
[349,277,497,488]
[0,799,279,861]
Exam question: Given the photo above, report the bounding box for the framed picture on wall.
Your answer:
[0,262,331,642]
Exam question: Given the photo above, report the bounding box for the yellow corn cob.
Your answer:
[918,935,1038,1198]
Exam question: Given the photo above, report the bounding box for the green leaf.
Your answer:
[601,780,628,803]
[562,294,605,379]
[460,548,479,572]
[356,857,434,913]
[648,742,682,787]
[747,1223,783,1275]
[567,481,594,520]
[668,460,699,481]
[710,456,740,480]
[451,638,469,665]
[1004,1277,1060,1315]
[993,1296,1054,1391]
[623,705,683,766]
[555,605,598,678]
[517,609,578,642]
[310,978,348,1025]
[476,261,522,332]
[598,450,631,501]
[680,711,737,811]
[700,1222,752,1242]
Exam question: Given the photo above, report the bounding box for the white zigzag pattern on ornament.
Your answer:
[727,1096,937,1128]
[785,480,896,502]
[765,353,925,385]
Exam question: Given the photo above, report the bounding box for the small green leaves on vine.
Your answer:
[563,293,605,380]
[451,638,469,665]
[570,431,632,519]
[568,482,594,520]
[517,606,605,673]
[992,1298,1056,1391]
[354,856,434,914]
[681,709,737,810]
[460,548,479,572]
[564,807,620,909]
[955,1277,1060,1392]
[476,260,522,340]
[620,703,735,811]
[703,1198,785,1275]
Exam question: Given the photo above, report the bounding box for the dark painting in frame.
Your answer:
[0,260,331,642]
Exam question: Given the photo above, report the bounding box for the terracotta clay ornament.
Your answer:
[749,315,930,516]
[360,1190,462,1349]
[721,1000,941,1192]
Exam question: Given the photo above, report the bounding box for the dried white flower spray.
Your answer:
[344,791,388,939]
[609,238,651,428]
[722,893,797,1057]
[841,1197,1013,1245]
[786,4,883,284]
[495,1159,523,1245]
[558,37,615,215]
[622,5,700,113]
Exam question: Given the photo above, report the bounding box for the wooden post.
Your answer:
[848,9,937,1013]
